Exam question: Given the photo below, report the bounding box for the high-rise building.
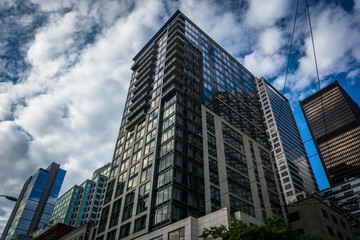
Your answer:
[300,81,360,186]
[256,78,318,204]
[50,163,110,228]
[1,162,66,240]
[95,11,285,240]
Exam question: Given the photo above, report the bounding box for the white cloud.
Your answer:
[243,27,286,77]
[29,0,74,12]
[245,0,290,27]
[0,0,360,234]
[179,0,250,55]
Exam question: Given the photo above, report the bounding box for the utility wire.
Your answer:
[283,0,300,96]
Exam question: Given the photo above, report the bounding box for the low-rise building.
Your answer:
[287,195,354,240]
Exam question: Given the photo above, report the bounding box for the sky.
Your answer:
[0,0,359,234]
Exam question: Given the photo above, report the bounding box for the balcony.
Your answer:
[167,35,184,52]
[168,29,185,43]
[163,65,183,83]
[131,46,156,71]
[128,100,149,120]
[134,63,155,87]
[129,93,149,112]
[162,83,183,99]
[131,84,152,103]
[126,110,147,130]
[164,58,184,75]
[168,22,185,39]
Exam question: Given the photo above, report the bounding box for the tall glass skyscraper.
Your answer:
[1,162,66,240]
[300,81,360,186]
[256,78,318,204]
[95,11,284,240]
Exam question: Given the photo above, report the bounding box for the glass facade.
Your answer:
[300,81,360,186]
[50,163,110,228]
[1,163,65,240]
[95,11,284,240]
[256,78,318,203]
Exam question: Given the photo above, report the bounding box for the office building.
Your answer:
[50,164,110,228]
[1,163,66,240]
[300,81,360,186]
[256,78,318,204]
[95,11,285,240]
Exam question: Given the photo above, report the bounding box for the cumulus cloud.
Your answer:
[281,1,360,100]
[0,0,359,235]
[244,27,286,77]
[0,0,168,229]
[245,0,290,27]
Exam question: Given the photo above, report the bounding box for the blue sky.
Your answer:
[0,0,359,234]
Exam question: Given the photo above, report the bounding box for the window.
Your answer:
[207,134,217,157]
[160,140,173,157]
[163,104,175,119]
[137,182,150,214]
[224,144,247,175]
[210,187,221,212]
[156,186,171,205]
[327,226,335,237]
[107,230,116,240]
[222,123,244,152]
[141,166,152,183]
[209,157,219,185]
[134,215,147,233]
[163,115,175,130]
[331,214,338,224]
[321,209,329,219]
[119,222,131,238]
[104,180,115,204]
[152,236,163,240]
[154,204,171,225]
[157,170,172,188]
[162,127,174,143]
[109,198,121,228]
[122,191,135,221]
[229,195,254,217]
[115,172,126,197]
[158,155,172,172]
[288,211,300,221]
[98,206,109,233]
[206,112,215,133]
[168,227,185,240]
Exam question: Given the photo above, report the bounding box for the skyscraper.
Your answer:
[256,78,318,204]
[50,163,110,228]
[95,11,284,239]
[300,80,360,186]
[1,162,66,240]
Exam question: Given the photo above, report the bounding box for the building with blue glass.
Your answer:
[95,11,285,240]
[256,78,318,204]
[1,162,66,240]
